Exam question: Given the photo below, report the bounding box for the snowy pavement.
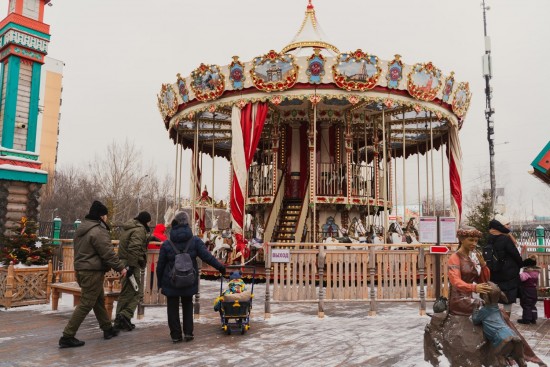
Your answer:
[1,280,549,367]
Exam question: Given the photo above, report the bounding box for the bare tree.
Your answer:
[89,140,144,223]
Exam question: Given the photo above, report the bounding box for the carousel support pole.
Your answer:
[441,136,446,216]
[211,122,215,228]
[174,131,179,210]
[402,116,407,221]
[425,137,429,215]
[317,244,325,318]
[179,136,184,210]
[417,144,421,215]
[382,108,389,238]
[430,117,435,215]
[312,98,317,243]
[192,115,200,318]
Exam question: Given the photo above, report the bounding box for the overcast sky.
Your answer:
[6,0,548,219]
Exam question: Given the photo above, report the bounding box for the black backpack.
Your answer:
[482,242,505,273]
[167,239,196,288]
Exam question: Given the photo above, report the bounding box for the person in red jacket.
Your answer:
[147,224,167,289]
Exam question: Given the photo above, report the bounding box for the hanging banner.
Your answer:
[418,216,438,244]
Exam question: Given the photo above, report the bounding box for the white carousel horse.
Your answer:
[211,215,219,231]
[250,224,264,250]
[212,235,231,261]
[244,213,254,232]
[323,236,340,250]
[163,205,175,226]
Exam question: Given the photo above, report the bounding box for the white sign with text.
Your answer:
[418,216,438,243]
[271,249,290,263]
[439,217,457,243]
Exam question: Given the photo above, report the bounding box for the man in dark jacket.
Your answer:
[156,211,225,343]
[114,211,151,331]
[485,214,523,318]
[59,201,127,348]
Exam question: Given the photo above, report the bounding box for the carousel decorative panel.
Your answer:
[190,63,225,101]
[229,56,246,90]
[251,50,299,92]
[407,62,442,102]
[157,83,179,118]
[452,82,471,118]
[176,73,189,103]
[386,54,403,90]
[306,49,326,84]
[332,49,381,91]
[441,72,455,103]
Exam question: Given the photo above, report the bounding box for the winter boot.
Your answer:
[103,327,120,340]
[59,336,85,348]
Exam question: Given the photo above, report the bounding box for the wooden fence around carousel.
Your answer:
[53,240,550,319]
[263,242,550,319]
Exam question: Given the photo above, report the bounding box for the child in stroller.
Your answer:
[215,269,254,335]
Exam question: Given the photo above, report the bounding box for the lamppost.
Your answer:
[137,175,149,212]
[482,0,496,214]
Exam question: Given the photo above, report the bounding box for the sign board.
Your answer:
[439,217,457,243]
[418,216,438,243]
[271,249,290,263]
[430,245,449,254]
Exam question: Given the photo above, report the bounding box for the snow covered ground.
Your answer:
[3,280,549,367]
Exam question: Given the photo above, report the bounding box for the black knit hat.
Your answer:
[488,219,510,234]
[135,211,152,225]
[523,257,536,267]
[88,200,108,218]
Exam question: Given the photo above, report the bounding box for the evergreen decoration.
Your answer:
[0,217,54,266]
[464,191,492,247]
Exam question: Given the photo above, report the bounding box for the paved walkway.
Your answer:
[0,281,549,366]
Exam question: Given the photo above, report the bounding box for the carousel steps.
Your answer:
[271,198,303,243]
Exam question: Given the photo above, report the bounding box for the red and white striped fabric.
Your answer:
[190,150,204,232]
[447,124,463,225]
[230,102,268,232]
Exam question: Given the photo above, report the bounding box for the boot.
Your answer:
[59,336,85,348]
[115,314,133,331]
[103,327,120,340]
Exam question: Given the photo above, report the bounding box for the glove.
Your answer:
[126,266,134,278]
[138,259,146,269]
[218,266,226,275]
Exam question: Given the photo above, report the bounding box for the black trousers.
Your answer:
[166,295,193,339]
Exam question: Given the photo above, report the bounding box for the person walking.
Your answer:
[156,211,225,343]
[486,214,523,318]
[114,211,151,331]
[59,201,127,348]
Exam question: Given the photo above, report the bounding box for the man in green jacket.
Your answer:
[114,211,151,331]
[59,201,127,348]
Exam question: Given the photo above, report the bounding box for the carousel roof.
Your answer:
[158,1,471,160]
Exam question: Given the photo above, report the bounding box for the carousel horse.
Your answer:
[349,217,368,243]
[211,215,219,231]
[244,213,254,233]
[250,224,264,250]
[212,235,231,262]
[404,218,420,244]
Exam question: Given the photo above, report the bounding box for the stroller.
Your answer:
[216,265,255,335]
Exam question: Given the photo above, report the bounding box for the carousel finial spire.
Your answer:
[307,0,314,10]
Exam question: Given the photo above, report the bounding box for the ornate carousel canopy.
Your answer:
[157,2,471,160]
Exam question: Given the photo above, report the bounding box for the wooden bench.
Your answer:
[51,270,121,320]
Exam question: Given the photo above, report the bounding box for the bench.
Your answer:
[51,270,121,320]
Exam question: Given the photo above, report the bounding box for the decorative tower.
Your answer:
[0,0,51,233]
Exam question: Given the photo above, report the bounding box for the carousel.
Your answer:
[157,1,471,271]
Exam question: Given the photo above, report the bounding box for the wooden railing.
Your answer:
[264,243,550,318]
[294,176,310,244]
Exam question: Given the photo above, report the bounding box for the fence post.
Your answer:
[536,225,545,253]
[317,245,325,318]
[264,243,271,319]
[368,245,377,316]
[52,217,61,245]
[418,247,426,316]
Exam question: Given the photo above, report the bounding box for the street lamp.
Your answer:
[482,0,496,215]
[137,175,149,212]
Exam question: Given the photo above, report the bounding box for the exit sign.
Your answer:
[430,245,449,254]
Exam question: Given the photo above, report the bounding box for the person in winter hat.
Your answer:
[156,211,226,343]
[59,201,127,348]
[517,255,541,324]
[485,214,523,317]
[114,211,151,331]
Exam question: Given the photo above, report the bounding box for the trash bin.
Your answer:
[544,298,550,319]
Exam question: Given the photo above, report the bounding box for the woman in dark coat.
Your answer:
[156,211,225,343]
[486,214,523,317]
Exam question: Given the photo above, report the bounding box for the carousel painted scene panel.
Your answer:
[190,63,225,101]
[251,50,299,92]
